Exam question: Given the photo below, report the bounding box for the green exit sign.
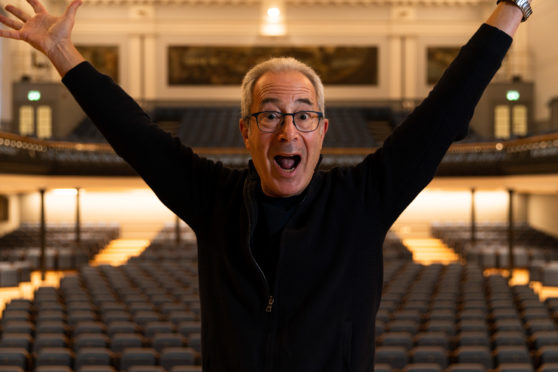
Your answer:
[506,90,520,101]
[27,90,41,101]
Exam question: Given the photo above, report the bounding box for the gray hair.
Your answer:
[240,57,325,120]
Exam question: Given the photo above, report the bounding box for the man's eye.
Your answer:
[296,112,310,121]
[264,112,281,120]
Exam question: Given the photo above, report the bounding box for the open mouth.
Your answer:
[275,155,301,171]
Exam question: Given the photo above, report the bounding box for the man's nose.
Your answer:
[277,115,299,141]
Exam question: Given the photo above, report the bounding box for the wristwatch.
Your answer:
[497,0,533,22]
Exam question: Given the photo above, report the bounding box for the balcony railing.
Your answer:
[2,130,558,176]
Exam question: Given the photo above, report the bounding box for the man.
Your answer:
[0,1,532,370]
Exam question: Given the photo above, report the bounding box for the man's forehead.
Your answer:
[253,70,316,104]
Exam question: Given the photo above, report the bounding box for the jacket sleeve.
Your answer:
[62,62,233,230]
[357,23,513,228]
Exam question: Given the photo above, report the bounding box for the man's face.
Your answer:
[239,70,328,198]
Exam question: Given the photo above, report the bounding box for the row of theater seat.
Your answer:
[376,261,558,372]
[0,233,202,371]
[0,223,120,287]
[4,222,558,371]
[0,223,413,371]
[432,222,558,285]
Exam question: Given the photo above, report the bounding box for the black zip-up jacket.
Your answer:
[63,24,512,372]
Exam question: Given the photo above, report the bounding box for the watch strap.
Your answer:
[497,0,533,22]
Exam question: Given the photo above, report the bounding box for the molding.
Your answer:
[82,0,492,7]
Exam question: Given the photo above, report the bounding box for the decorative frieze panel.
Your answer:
[81,0,491,7]
[167,45,378,85]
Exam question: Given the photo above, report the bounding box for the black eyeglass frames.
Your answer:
[248,111,324,133]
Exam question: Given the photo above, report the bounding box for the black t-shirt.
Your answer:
[252,189,305,290]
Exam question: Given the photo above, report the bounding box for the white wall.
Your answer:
[527,194,558,239]
[18,188,176,239]
[396,189,523,223]
[4,1,526,104]
[0,38,12,130]
[528,1,558,125]
[2,0,549,140]
[13,187,524,240]
[12,185,558,243]
[392,188,528,237]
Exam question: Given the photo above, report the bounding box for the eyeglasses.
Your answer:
[248,111,324,133]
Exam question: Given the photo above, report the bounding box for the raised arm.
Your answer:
[0,0,84,76]
[362,1,532,227]
[0,0,232,230]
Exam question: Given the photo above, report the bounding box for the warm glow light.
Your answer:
[399,189,510,223]
[91,239,150,266]
[50,188,79,196]
[403,238,459,265]
[267,7,281,18]
[261,23,286,36]
[261,0,286,36]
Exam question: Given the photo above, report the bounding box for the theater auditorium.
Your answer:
[0,0,557,371]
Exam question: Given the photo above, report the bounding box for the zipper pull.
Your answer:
[265,296,274,313]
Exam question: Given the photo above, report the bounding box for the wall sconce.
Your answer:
[260,0,286,37]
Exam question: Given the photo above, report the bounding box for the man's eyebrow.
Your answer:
[296,98,314,106]
[260,98,280,106]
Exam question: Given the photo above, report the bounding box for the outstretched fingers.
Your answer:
[0,12,24,30]
[0,28,21,39]
[4,4,31,22]
[27,0,46,14]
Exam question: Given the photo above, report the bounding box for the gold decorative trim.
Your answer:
[82,0,492,7]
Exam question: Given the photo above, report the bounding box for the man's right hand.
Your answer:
[0,0,85,76]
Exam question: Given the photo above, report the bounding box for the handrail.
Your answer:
[2,130,558,156]
[0,131,112,152]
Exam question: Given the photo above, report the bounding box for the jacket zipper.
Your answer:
[266,295,274,313]
[244,180,274,311]
[243,180,276,372]
[248,220,276,372]
[243,166,318,371]
[246,209,273,311]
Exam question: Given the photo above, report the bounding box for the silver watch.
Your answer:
[497,0,533,22]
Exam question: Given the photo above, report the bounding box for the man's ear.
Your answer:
[321,118,329,138]
[239,118,250,148]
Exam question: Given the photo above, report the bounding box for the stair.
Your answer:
[403,238,460,265]
[90,239,149,266]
